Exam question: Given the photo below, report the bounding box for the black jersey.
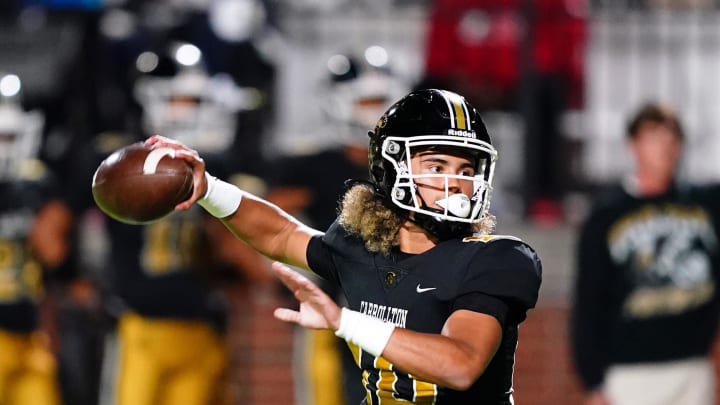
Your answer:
[106,206,227,327]
[306,220,542,405]
[0,163,61,332]
[571,183,720,390]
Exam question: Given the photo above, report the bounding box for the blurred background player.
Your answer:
[0,5,124,404]
[53,4,283,402]
[131,40,267,179]
[570,102,720,405]
[61,38,278,405]
[0,72,73,405]
[264,47,409,405]
[90,0,276,178]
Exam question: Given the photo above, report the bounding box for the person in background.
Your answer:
[0,73,73,405]
[75,133,274,405]
[570,102,720,405]
[152,88,542,404]
[73,40,276,405]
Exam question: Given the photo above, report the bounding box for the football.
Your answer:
[92,142,194,224]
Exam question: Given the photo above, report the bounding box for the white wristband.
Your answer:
[335,307,395,357]
[197,172,243,218]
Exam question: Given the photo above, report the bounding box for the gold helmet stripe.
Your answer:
[439,90,470,130]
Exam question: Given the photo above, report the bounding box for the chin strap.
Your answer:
[411,212,472,241]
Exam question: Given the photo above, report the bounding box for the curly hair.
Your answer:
[338,183,496,256]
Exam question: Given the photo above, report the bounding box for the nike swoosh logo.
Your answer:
[416,284,437,293]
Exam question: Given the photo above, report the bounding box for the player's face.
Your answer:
[410,150,476,212]
[629,122,681,180]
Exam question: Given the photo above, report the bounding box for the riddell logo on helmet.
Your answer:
[447,129,476,138]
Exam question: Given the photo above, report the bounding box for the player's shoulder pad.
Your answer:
[461,234,542,310]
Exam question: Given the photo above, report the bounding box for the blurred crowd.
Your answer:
[2,0,720,405]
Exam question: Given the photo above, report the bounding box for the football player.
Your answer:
[150,88,542,404]
[93,42,274,405]
[0,73,71,405]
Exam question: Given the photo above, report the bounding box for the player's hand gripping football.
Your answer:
[145,135,208,211]
[271,262,342,331]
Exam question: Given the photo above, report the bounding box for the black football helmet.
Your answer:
[132,41,261,154]
[369,89,497,240]
[317,46,409,146]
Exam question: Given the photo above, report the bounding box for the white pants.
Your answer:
[605,357,715,405]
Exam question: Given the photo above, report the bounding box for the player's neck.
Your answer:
[397,221,437,254]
